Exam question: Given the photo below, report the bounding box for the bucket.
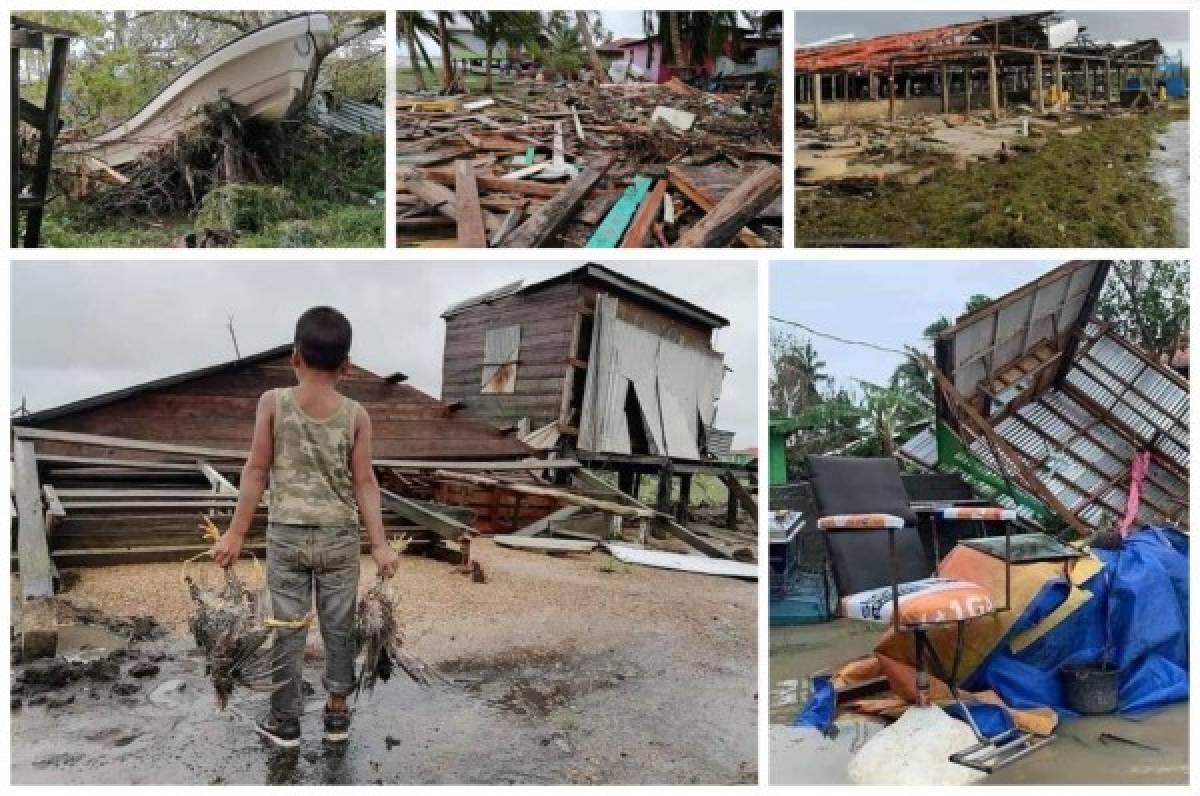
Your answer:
[1060,663,1120,715]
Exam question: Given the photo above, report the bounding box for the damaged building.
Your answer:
[795,12,1164,125]
[902,260,1189,536]
[441,263,757,533]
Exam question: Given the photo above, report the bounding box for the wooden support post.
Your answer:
[812,72,823,126]
[10,45,20,246]
[630,474,642,500]
[1104,58,1111,102]
[725,489,739,530]
[888,69,897,121]
[1054,55,1063,103]
[617,467,635,495]
[987,52,1000,120]
[673,164,780,249]
[843,72,850,102]
[454,159,487,248]
[868,70,877,100]
[903,76,911,98]
[500,154,613,248]
[655,461,674,515]
[964,65,972,111]
[941,64,950,113]
[14,439,57,659]
[676,474,692,524]
[1083,59,1091,106]
[1034,53,1045,114]
[23,35,70,249]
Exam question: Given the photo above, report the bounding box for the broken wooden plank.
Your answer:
[620,178,668,248]
[14,439,55,599]
[494,535,596,554]
[455,160,488,248]
[674,164,781,248]
[666,165,768,248]
[199,461,239,496]
[720,470,758,518]
[489,208,523,247]
[399,166,500,233]
[434,470,654,518]
[571,469,735,559]
[379,489,474,541]
[586,175,653,248]
[512,505,583,537]
[500,155,614,248]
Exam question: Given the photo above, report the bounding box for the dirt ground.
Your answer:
[769,618,1188,785]
[11,541,757,785]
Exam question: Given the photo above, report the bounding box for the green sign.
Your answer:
[934,422,1056,525]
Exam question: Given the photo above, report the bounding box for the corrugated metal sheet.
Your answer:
[705,427,735,458]
[308,95,385,135]
[899,426,937,468]
[964,326,1188,532]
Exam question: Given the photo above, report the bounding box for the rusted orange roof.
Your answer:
[795,17,1006,72]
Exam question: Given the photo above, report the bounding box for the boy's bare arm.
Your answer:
[212,390,274,567]
[352,404,399,578]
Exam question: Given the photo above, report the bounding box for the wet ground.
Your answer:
[769,618,1188,785]
[1151,118,1189,245]
[12,542,757,785]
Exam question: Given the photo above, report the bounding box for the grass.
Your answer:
[38,133,386,249]
[795,108,1187,247]
[396,67,519,96]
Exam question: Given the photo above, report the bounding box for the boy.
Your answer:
[212,306,400,748]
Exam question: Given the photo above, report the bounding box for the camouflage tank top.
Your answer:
[268,387,360,527]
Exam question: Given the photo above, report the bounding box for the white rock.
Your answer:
[848,706,988,785]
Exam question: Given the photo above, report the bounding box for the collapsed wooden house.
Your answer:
[795,12,1164,125]
[11,339,754,658]
[901,260,1189,537]
[440,263,757,528]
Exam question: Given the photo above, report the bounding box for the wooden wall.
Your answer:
[442,280,583,431]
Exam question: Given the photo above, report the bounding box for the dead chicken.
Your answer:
[185,516,286,710]
[353,576,442,694]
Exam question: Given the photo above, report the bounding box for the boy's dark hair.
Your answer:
[294,306,352,371]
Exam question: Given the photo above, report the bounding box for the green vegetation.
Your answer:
[795,109,1186,247]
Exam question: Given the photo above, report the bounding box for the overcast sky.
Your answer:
[11,259,759,448]
[795,11,1189,62]
[769,261,1061,390]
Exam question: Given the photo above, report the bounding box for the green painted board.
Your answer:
[934,421,1055,525]
[585,175,653,248]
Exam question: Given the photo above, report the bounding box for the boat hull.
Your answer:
[61,14,332,169]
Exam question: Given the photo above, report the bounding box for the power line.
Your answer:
[769,314,913,357]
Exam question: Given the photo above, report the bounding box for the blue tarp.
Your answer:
[792,527,1188,727]
[794,675,836,731]
[965,526,1189,719]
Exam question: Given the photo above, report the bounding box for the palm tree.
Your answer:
[575,11,606,81]
[642,12,742,73]
[397,12,437,92]
[464,11,541,93]
[436,12,456,91]
[541,16,584,80]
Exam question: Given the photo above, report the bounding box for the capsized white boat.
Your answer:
[60,13,332,170]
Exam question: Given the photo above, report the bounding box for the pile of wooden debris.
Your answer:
[397,78,782,248]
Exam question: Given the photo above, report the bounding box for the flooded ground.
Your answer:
[769,618,1187,785]
[1151,118,1189,245]
[12,542,757,785]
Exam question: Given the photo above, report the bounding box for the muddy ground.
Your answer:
[769,619,1187,785]
[11,541,756,785]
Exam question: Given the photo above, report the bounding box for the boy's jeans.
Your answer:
[265,524,360,721]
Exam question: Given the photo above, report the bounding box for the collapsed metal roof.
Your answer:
[929,261,1189,535]
[794,11,1162,73]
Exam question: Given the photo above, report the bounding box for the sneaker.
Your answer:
[255,714,301,748]
[323,705,351,742]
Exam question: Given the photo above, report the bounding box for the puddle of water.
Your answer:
[1151,119,1189,245]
